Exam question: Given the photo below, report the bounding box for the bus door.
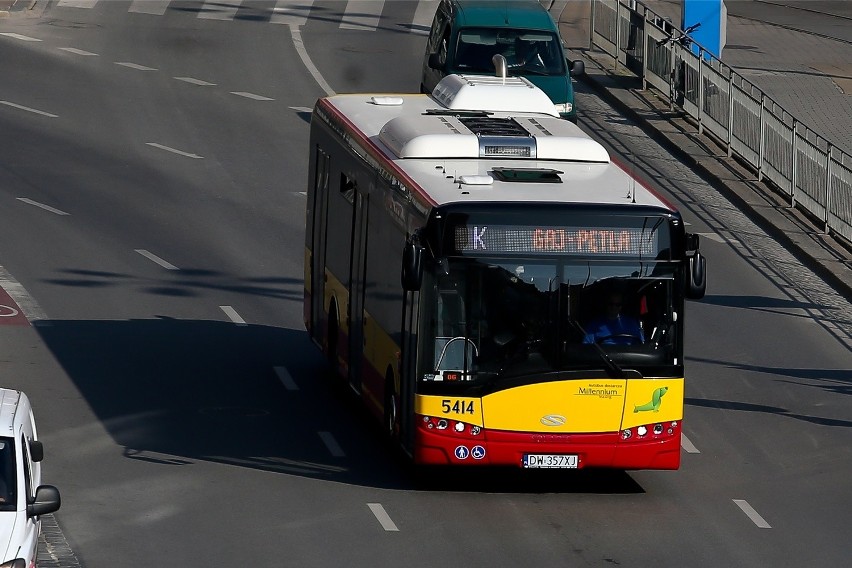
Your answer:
[309,148,330,345]
[347,186,370,393]
[399,286,419,450]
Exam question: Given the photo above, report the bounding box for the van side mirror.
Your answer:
[568,59,585,77]
[428,53,444,71]
[686,251,707,299]
[29,440,44,462]
[401,240,424,291]
[27,485,61,517]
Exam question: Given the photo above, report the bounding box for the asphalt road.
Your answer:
[0,2,850,567]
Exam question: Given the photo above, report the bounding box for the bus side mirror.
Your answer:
[402,241,424,291]
[686,251,706,299]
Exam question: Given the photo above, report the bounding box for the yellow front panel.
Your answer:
[416,395,484,427]
[482,380,627,432]
[621,378,684,429]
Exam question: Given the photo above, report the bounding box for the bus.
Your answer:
[304,73,706,470]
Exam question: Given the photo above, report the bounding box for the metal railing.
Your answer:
[589,0,852,246]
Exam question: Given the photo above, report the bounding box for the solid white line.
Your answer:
[220,305,247,326]
[274,366,299,391]
[290,25,335,96]
[17,198,69,216]
[0,264,49,322]
[145,143,203,159]
[231,92,274,101]
[0,33,42,42]
[115,61,157,71]
[696,232,726,244]
[59,47,98,56]
[681,433,700,454]
[733,499,771,528]
[135,249,179,270]
[175,77,217,86]
[0,101,58,118]
[318,431,345,457]
[367,503,399,532]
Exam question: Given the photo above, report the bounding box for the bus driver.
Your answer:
[583,292,644,345]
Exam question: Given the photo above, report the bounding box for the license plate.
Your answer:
[523,454,579,469]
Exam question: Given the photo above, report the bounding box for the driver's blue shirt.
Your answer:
[583,315,644,345]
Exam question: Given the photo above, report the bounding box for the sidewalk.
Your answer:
[556,0,852,300]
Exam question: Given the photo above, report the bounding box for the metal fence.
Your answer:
[589,0,852,246]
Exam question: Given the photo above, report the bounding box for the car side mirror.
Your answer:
[27,485,61,517]
[428,53,444,71]
[29,440,44,462]
[568,59,585,76]
[686,251,707,299]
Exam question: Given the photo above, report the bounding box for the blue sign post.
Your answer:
[682,0,727,58]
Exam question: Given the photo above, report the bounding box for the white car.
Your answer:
[0,389,60,568]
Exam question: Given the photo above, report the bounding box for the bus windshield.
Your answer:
[419,257,680,386]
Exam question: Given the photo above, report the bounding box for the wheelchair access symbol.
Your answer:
[471,445,486,460]
[454,446,470,460]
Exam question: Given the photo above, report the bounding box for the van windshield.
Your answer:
[454,28,565,75]
[0,437,16,510]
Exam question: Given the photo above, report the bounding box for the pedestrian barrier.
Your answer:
[589,0,852,246]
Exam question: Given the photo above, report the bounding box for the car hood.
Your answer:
[518,73,571,104]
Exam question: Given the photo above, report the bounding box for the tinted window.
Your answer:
[0,438,16,510]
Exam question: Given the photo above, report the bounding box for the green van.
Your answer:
[421,0,584,122]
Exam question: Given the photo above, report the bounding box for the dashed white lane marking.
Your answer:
[410,0,438,35]
[681,433,700,454]
[220,305,247,326]
[318,431,345,457]
[733,499,771,528]
[134,249,179,270]
[289,106,313,113]
[129,0,170,15]
[175,76,217,86]
[295,192,307,197]
[339,0,383,31]
[367,503,399,532]
[57,0,98,7]
[145,143,203,159]
[198,0,242,21]
[115,61,157,71]
[59,47,98,56]
[17,198,69,216]
[231,91,274,101]
[274,366,299,391]
[0,32,42,41]
[270,0,314,26]
[0,101,58,118]
[289,25,335,96]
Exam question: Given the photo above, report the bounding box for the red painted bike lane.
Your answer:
[0,286,30,326]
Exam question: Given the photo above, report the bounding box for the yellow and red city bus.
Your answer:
[304,74,706,469]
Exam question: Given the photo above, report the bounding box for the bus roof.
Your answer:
[315,77,674,213]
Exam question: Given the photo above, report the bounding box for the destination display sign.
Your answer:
[453,225,659,256]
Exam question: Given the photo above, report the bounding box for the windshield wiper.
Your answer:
[566,318,625,379]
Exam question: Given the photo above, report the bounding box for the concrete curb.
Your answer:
[570,48,852,302]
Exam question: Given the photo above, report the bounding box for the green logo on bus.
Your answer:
[634,387,668,413]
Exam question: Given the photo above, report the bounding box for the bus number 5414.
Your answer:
[442,399,474,414]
